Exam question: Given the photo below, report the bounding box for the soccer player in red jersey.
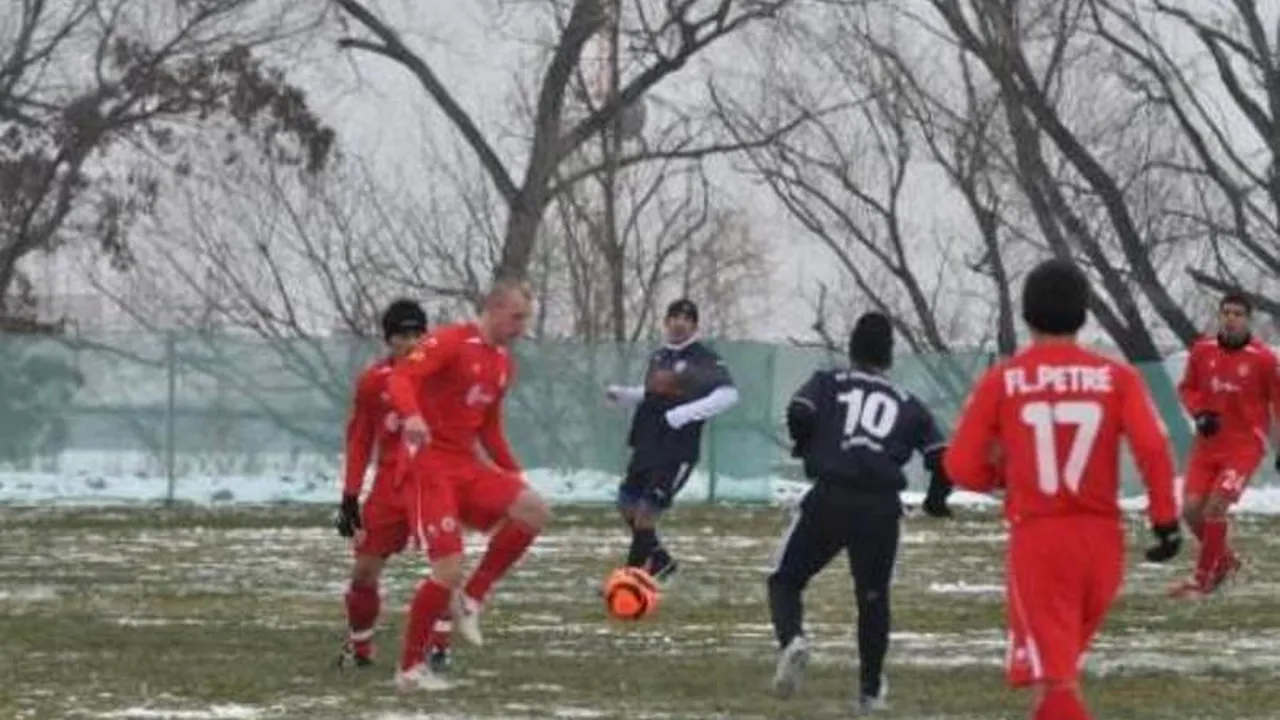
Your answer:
[1171,293,1280,597]
[943,259,1182,720]
[334,300,453,672]
[385,279,552,691]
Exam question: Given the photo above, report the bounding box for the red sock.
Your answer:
[345,582,380,654]
[399,579,452,671]
[429,613,452,652]
[1034,684,1091,720]
[464,521,538,604]
[1197,518,1228,581]
[1189,519,1204,542]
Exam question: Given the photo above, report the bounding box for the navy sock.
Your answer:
[627,528,658,567]
[767,574,804,649]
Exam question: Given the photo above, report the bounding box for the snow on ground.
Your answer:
[6,463,1280,515]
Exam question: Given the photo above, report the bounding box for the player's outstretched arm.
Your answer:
[665,385,740,429]
[943,370,1003,493]
[1119,366,1182,562]
[386,327,462,419]
[784,372,823,458]
[342,373,378,499]
[479,398,521,472]
[1176,344,1204,412]
[605,381,645,406]
[914,406,953,518]
[336,373,376,538]
[1267,350,1280,461]
[1121,367,1179,525]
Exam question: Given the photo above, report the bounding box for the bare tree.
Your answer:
[926,0,1204,350]
[550,155,769,343]
[331,0,801,284]
[0,0,337,319]
[719,4,1009,408]
[1086,0,1280,318]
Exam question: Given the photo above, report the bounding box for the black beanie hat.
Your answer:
[381,299,427,341]
[666,298,699,324]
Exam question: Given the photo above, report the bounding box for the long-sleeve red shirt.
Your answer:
[342,358,405,498]
[944,342,1178,528]
[385,322,520,471]
[1177,335,1279,451]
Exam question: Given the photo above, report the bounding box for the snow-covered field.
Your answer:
[4,505,1280,719]
[7,459,1280,516]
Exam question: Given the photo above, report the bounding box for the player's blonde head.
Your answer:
[479,277,534,345]
[483,278,534,309]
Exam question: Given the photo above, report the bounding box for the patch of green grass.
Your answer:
[1,505,1279,719]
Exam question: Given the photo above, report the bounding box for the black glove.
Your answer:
[1144,521,1182,563]
[1193,412,1220,438]
[335,494,361,538]
[922,473,952,518]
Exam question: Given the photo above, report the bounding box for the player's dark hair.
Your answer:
[1021,259,1089,335]
[381,299,427,341]
[1219,292,1252,315]
[848,312,894,371]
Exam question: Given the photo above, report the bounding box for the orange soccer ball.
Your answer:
[603,566,661,621]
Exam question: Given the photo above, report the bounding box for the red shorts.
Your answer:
[352,473,410,558]
[407,450,526,561]
[1185,439,1266,504]
[1005,515,1124,687]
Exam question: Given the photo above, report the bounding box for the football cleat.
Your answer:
[854,676,890,714]
[1208,552,1243,592]
[336,640,374,669]
[772,635,810,699]
[428,648,451,674]
[647,551,679,587]
[393,663,452,692]
[1167,576,1210,599]
[451,593,484,647]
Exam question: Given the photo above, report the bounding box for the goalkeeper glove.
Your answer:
[1144,521,1182,563]
[1193,411,1220,438]
[335,494,361,538]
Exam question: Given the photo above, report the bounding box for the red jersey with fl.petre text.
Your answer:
[385,322,520,471]
[1177,335,1279,449]
[342,357,407,499]
[944,343,1178,527]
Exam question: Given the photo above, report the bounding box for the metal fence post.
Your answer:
[164,331,177,505]
[707,424,718,504]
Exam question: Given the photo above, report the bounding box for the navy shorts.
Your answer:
[617,462,694,513]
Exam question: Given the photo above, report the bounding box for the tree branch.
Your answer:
[333,0,519,203]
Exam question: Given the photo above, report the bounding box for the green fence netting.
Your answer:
[0,331,1243,504]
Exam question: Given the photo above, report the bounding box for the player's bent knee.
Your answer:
[509,489,551,530]
[430,554,467,588]
[856,585,889,606]
[767,570,806,592]
[629,506,658,530]
[1204,492,1231,519]
[617,504,636,526]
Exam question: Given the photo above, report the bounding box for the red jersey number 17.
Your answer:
[1020,400,1103,496]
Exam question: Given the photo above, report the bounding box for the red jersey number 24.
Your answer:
[1020,400,1103,495]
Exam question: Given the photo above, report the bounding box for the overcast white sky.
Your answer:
[29,0,1276,343]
